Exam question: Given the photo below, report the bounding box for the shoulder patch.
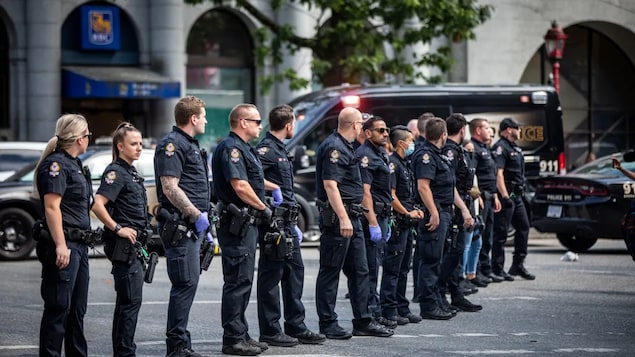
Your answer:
[329,149,340,163]
[422,153,431,164]
[389,162,395,173]
[495,146,503,155]
[49,162,61,177]
[360,156,369,168]
[165,142,176,157]
[105,170,117,185]
[257,147,269,156]
[230,148,241,163]
[446,150,454,161]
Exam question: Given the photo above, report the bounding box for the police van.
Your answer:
[284,84,565,241]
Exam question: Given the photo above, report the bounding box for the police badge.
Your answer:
[165,142,176,157]
[422,153,431,164]
[230,148,241,163]
[360,156,369,168]
[330,150,340,163]
[105,170,117,185]
[49,162,61,177]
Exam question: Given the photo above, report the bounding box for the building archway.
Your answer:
[520,22,635,170]
[186,8,254,149]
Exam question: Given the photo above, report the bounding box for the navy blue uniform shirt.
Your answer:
[412,141,455,206]
[492,137,525,185]
[96,157,148,231]
[315,132,363,204]
[36,150,91,230]
[154,126,210,213]
[256,132,296,205]
[471,138,497,192]
[389,154,415,211]
[356,140,392,205]
[212,131,265,207]
[444,138,472,195]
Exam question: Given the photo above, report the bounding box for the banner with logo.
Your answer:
[81,5,120,51]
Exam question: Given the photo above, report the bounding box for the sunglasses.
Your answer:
[372,127,390,134]
[242,118,262,125]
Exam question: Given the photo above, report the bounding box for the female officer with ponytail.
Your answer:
[34,114,92,357]
[92,122,151,357]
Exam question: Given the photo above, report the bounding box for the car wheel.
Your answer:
[0,207,36,260]
[297,209,306,233]
[556,233,598,252]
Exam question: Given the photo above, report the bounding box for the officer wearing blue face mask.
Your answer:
[379,126,424,325]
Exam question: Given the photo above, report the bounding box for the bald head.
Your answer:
[338,107,362,129]
[407,119,419,138]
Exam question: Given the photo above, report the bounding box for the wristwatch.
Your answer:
[114,223,122,233]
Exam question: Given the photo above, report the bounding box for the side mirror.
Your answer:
[623,150,635,162]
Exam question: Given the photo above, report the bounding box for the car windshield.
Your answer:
[572,153,635,175]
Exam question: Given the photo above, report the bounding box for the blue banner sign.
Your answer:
[81,5,120,50]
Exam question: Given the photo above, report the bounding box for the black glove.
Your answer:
[502,196,514,209]
[260,206,273,223]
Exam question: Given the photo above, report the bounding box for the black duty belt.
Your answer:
[343,202,367,217]
[374,202,393,217]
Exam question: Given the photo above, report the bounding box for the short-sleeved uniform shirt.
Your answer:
[492,137,525,185]
[316,132,363,204]
[412,141,455,206]
[212,131,265,207]
[36,150,91,230]
[444,138,473,195]
[154,126,210,213]
[356,140,392,205]
[256,132,296,205]
[389,154,415,211]
[96,157,149,232]
[471,138,497,193]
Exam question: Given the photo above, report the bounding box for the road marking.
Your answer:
[0,345,37,350]
[553,348,619,353]
[452,333,498,337]
[482,296,541,301]
[447,350,535,354]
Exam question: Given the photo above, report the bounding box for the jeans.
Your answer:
[463,230,482,276]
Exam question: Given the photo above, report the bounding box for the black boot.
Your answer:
[508,256,535,280]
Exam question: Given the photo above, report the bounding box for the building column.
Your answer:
[149,0,185,138]
[26,0,61,141]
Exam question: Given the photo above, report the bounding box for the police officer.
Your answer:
[492,118,536,280]
[212,104,272,356]
[154,96,210,357]
[255,104,326,347]
[34,114,93,357]
[315,107,393,339]
[438,114,481,312]
[379,126,423,325]
[412,117,471,320]
[92,122,150,357]
[469,118,503,285]
[355,116,395,327]
[411,112,433,303]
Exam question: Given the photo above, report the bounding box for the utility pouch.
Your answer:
[158,208,182,245]
[262,231,289,261]
[112,238,135,264]
[32,220,52,243]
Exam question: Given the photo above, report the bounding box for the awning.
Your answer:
[62,66,181,99]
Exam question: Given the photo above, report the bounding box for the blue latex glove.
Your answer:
[206,232,213,242]
[385,225,392,242]
[294,225,303,243]
[194,212,210,233]
[272,187,283,207]
[369,225,382,243]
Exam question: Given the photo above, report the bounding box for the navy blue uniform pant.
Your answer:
[38,240,89,357]
[478,196,495,276]
[316,216,372,330]
[218,224,258,346]
[163,229,202,351]
[362,215,388,317]
[111,258,144,357]
[380,221,415,317]
[492,195,530,273]
[257,224,307,336]
[438,224,467,301]
[416,211,452,311]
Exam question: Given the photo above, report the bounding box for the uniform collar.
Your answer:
[500,136,517,147]
[173,126,198,143]
[445,138,461,150]
[335,132,354,150]
[423,140,442,154]
[362,139,386,156]
[229,131,250,146]
[265,131,285,150]
[115,157,134,170]
[471,138,487,148]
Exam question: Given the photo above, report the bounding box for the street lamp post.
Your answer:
[544,21,568,93]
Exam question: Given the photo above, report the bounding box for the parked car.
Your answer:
[0,147,159,260]
[0,141,47,181]
[531,152,634,252]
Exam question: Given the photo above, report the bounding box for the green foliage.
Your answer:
[185,0,493,93]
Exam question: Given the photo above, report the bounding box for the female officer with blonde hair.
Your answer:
[34,113,93,357]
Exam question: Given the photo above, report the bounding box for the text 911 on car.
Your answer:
[531,153,634,252]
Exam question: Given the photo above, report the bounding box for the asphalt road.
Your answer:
[1,235,634,357]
